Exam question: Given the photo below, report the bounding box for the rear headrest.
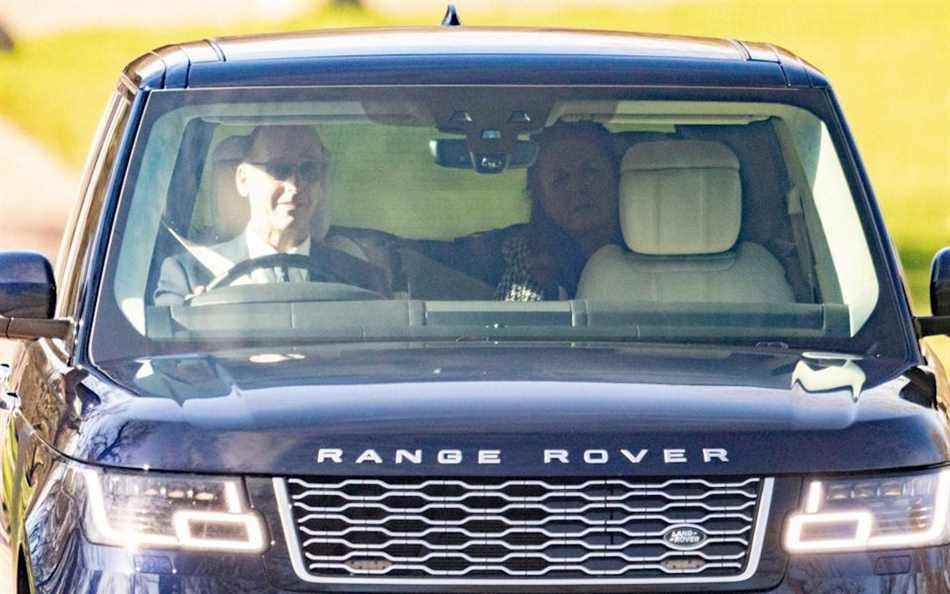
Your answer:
[619,140,741,255]
[210,135,250,241]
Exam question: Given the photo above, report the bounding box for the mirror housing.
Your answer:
[0,251,56,319]
[931,247,950,317]
[0,251,71,341]
[917,247,950,337]
[430,138,538,173]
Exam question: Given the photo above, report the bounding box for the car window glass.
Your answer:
[54,91,121,288]
[91,88,900,362]
[56,92,131,321]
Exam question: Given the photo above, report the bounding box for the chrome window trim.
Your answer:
[273,476,774,586]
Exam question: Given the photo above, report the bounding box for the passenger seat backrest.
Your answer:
[577,140,795,304]
[619,140,741,255]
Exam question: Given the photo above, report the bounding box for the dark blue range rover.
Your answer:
[2,17,950,594]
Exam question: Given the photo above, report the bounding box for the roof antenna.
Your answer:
[441,4,462,27]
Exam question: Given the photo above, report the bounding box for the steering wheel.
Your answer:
[185,253,385,304]
[204,253,343,291]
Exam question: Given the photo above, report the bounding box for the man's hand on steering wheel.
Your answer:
[184,253,383,305]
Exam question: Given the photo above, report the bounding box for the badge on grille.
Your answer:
[663,526,707,549]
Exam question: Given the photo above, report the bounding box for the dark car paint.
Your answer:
[6,339,950,592]
[13,434,950,594]
[16,345,950,478]
[930,249,950,317]
[0,252,57,320]
[123,29,821,91]
[1,26,946,594]
[14,441,950,593]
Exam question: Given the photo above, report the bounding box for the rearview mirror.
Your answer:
[430,138,538,173]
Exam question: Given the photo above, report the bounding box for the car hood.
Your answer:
[63,343,949,477]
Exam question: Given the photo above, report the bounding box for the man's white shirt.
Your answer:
[242,228,311,284]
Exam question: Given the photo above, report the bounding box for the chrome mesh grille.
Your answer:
[281,476,767,582]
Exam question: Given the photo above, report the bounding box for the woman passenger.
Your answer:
[412,121,621,301]
[496,121,622,300]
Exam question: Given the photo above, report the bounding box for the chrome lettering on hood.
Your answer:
[315,448,730,465]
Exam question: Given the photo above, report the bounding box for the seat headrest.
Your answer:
[210,135,251,241]
[619,140,741,255]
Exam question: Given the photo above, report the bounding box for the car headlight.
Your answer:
[785,468,950,553]
[80,466,267,553]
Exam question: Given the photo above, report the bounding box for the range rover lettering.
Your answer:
[2,12,950,594]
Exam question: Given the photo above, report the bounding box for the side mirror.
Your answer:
[0,251,55,319]
[0,251,71,341]
[918,247,950,337]
[931,247,950,317]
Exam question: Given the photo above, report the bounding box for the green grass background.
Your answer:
[0,1,946,355]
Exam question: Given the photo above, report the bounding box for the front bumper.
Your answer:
[20,475,950,593]
[22,537,950,594]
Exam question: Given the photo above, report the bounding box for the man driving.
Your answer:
[154,125,392,305]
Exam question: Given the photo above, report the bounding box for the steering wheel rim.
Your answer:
[203,253,345,292]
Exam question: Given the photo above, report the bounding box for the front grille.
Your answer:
[277,475,771,584]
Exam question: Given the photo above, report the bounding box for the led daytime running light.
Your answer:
[173,510,266,552]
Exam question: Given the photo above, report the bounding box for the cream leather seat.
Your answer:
[577,140,795,304]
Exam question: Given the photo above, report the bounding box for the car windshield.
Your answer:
[91,86,900,362]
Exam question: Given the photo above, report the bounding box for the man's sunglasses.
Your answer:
[249,159,327,183]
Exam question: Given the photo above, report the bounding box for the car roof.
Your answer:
[122,26,827,91]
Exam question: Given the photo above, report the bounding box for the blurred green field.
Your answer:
[0,0,946,317]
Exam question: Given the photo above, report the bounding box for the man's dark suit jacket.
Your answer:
[154,228,395,306]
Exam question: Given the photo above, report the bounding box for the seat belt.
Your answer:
[162,219,233,279]
[786,186,820,302]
